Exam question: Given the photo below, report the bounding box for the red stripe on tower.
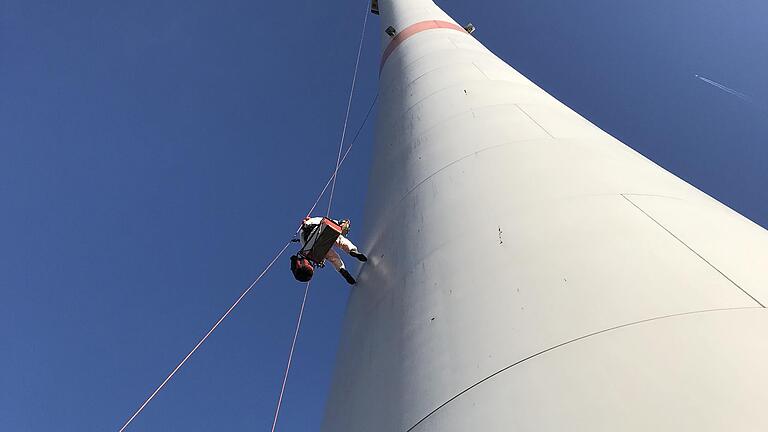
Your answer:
[380,20,467,70]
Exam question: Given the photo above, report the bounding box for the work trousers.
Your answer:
[324,235,358,271]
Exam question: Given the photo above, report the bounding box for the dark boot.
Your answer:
[350,251,368,262]
[339,268,356,285]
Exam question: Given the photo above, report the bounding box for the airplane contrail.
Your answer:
[695,74,752,102]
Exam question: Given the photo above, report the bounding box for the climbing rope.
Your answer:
[117,240,294,432]
[305,93,377,219]
[273,2,371,430]
[117,92,377,432]
[271,96,376,432]
[117,2,373,430]
[270,280,311,432]
[326,0,370,217]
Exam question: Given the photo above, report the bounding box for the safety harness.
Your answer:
[289,218,344,281]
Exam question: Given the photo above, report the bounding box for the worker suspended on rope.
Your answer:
[290,216,367,285]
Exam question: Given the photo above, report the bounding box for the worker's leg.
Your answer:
[335,235,357,254]
[326,249,356,285]
[325,248,345,271]
[337,235,367,262]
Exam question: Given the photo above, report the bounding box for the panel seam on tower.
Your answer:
[382,81,541,130]
[397,138,553,204]
[403,306,764,432]
[621,194,765,308]
[514,104,556,139]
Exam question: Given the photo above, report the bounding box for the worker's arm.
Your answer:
[302,217,324,227]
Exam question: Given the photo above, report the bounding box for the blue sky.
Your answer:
[1,0,766,430]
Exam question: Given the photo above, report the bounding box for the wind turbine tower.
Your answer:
[323,1,768,430]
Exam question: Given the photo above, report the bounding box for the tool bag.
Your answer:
[299,218,343,265]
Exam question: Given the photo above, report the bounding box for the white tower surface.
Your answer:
[323,1,768,430]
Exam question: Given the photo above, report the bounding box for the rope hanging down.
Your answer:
[270,280,311,432]
[305,93,377,219]
[117,2,373,430]
[117,92,377,432]
[117,241,293,432]
[326,0,370,217]
[274,2,371,430]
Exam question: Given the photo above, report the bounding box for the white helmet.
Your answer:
[339,219,351,235]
